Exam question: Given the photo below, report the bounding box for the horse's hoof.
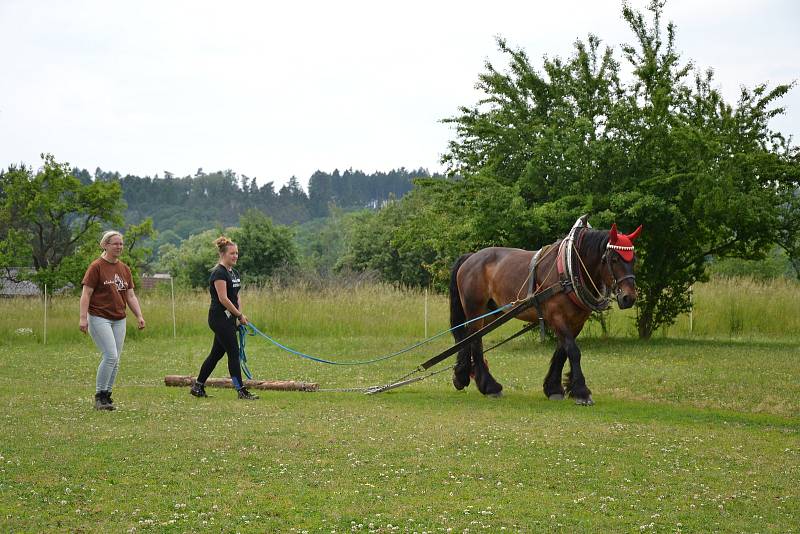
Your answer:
[548,394,565,401]
[452,376,467,391]
[574,396,594,406]
[487,391,503,398]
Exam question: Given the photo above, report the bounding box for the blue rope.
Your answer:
[238,325,253,379]
[239,303,512,367]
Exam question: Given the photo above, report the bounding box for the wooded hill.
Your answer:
[72,166,440,245]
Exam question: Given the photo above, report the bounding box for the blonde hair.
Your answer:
[100,230,123,248]
[214,236,236,255]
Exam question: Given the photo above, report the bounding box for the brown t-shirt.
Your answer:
[82,257,134,320]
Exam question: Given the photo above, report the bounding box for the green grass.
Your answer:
[1,280,799,532]
[4,275,800,345]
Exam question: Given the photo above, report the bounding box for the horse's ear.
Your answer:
[627,225,642,241]
[609,223,618,243]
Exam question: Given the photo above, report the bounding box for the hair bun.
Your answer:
[214,236,234,252]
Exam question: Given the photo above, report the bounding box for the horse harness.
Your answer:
[418,219,637,371]
[525,220,636,340]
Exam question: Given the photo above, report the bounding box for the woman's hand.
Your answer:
[238,313,249,326]
[137,316,146,330]
[79,317,88,334]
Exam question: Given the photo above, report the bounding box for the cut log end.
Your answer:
[164,375,318,392]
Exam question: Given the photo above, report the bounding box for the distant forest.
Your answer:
[72,166,442,246]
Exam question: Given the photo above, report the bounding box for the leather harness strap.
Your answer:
[525,244,565,340]
[526,248,548,341]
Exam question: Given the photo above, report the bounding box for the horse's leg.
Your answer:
[543,345,567,400]
[461,304,503,397]
[470,336,503,397]
[453,342,472,390]
[561,335,593,406]
[450,254,475,390]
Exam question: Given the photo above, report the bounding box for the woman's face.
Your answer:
[104,236,124,259]
[221,245,239,266]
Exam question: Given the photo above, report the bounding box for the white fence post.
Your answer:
[170,275,176,339]
[424,288,428,339]
[43,283,47,344]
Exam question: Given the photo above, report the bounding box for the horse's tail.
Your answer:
[449,253,473,342]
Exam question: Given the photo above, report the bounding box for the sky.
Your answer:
[1,0,798,189]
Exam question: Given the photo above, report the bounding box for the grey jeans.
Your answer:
[88,314,126,393]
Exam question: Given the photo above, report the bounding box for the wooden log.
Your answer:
[164,375,318,392]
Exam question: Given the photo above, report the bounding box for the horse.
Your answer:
[448,216,642,405]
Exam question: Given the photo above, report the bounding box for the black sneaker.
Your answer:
[237,387,258,400]
[94,392,113,411]
[190,381,208,398]
[103,390,116,410]
[102,391,117,410]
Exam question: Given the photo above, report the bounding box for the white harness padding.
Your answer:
[560,215,611,313]
[564,215,591,300]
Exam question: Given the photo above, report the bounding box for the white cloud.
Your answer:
[1,0,797,187]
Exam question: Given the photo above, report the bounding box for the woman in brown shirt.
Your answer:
[79,230,145,410]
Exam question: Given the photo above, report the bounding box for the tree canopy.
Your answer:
[345,1,800,338]
[106,166,438,249]
[0,154,129,291]
[156,210,298,289]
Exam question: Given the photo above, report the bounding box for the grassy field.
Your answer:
[1,279,798,532]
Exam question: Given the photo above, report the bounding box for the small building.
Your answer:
[0,269,41,297]
[139,273,173,290]
[0,268,74,297]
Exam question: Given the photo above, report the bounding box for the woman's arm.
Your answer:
[124,288,146,329]
[213,279,248,325]
[79,285,94,333]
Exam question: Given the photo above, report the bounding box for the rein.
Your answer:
[236,219,637,395]
[237,303,512,369]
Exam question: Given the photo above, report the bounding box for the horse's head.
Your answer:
[603,223,642,309]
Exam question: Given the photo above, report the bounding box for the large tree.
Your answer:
[351,1,800,338]
[0,154,126,291]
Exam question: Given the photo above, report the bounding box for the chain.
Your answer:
[316,365,456,394]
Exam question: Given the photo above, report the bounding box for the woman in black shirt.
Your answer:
[190,236,258,400]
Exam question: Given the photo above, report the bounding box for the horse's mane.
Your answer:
[580,229,610,257]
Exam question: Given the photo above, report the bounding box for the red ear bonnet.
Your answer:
[609,223,618,243]
[607,224,642,262]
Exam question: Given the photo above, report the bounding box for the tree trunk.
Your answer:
[637,303,655,339]
[790,254,800,280]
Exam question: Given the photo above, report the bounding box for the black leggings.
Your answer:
[197,311,244,389]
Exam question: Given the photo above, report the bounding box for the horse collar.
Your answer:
[557,226,610,313]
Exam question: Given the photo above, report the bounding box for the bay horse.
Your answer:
[449,216,642,405]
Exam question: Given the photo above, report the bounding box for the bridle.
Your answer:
[562,222,637,310]
[601,246,636,300]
